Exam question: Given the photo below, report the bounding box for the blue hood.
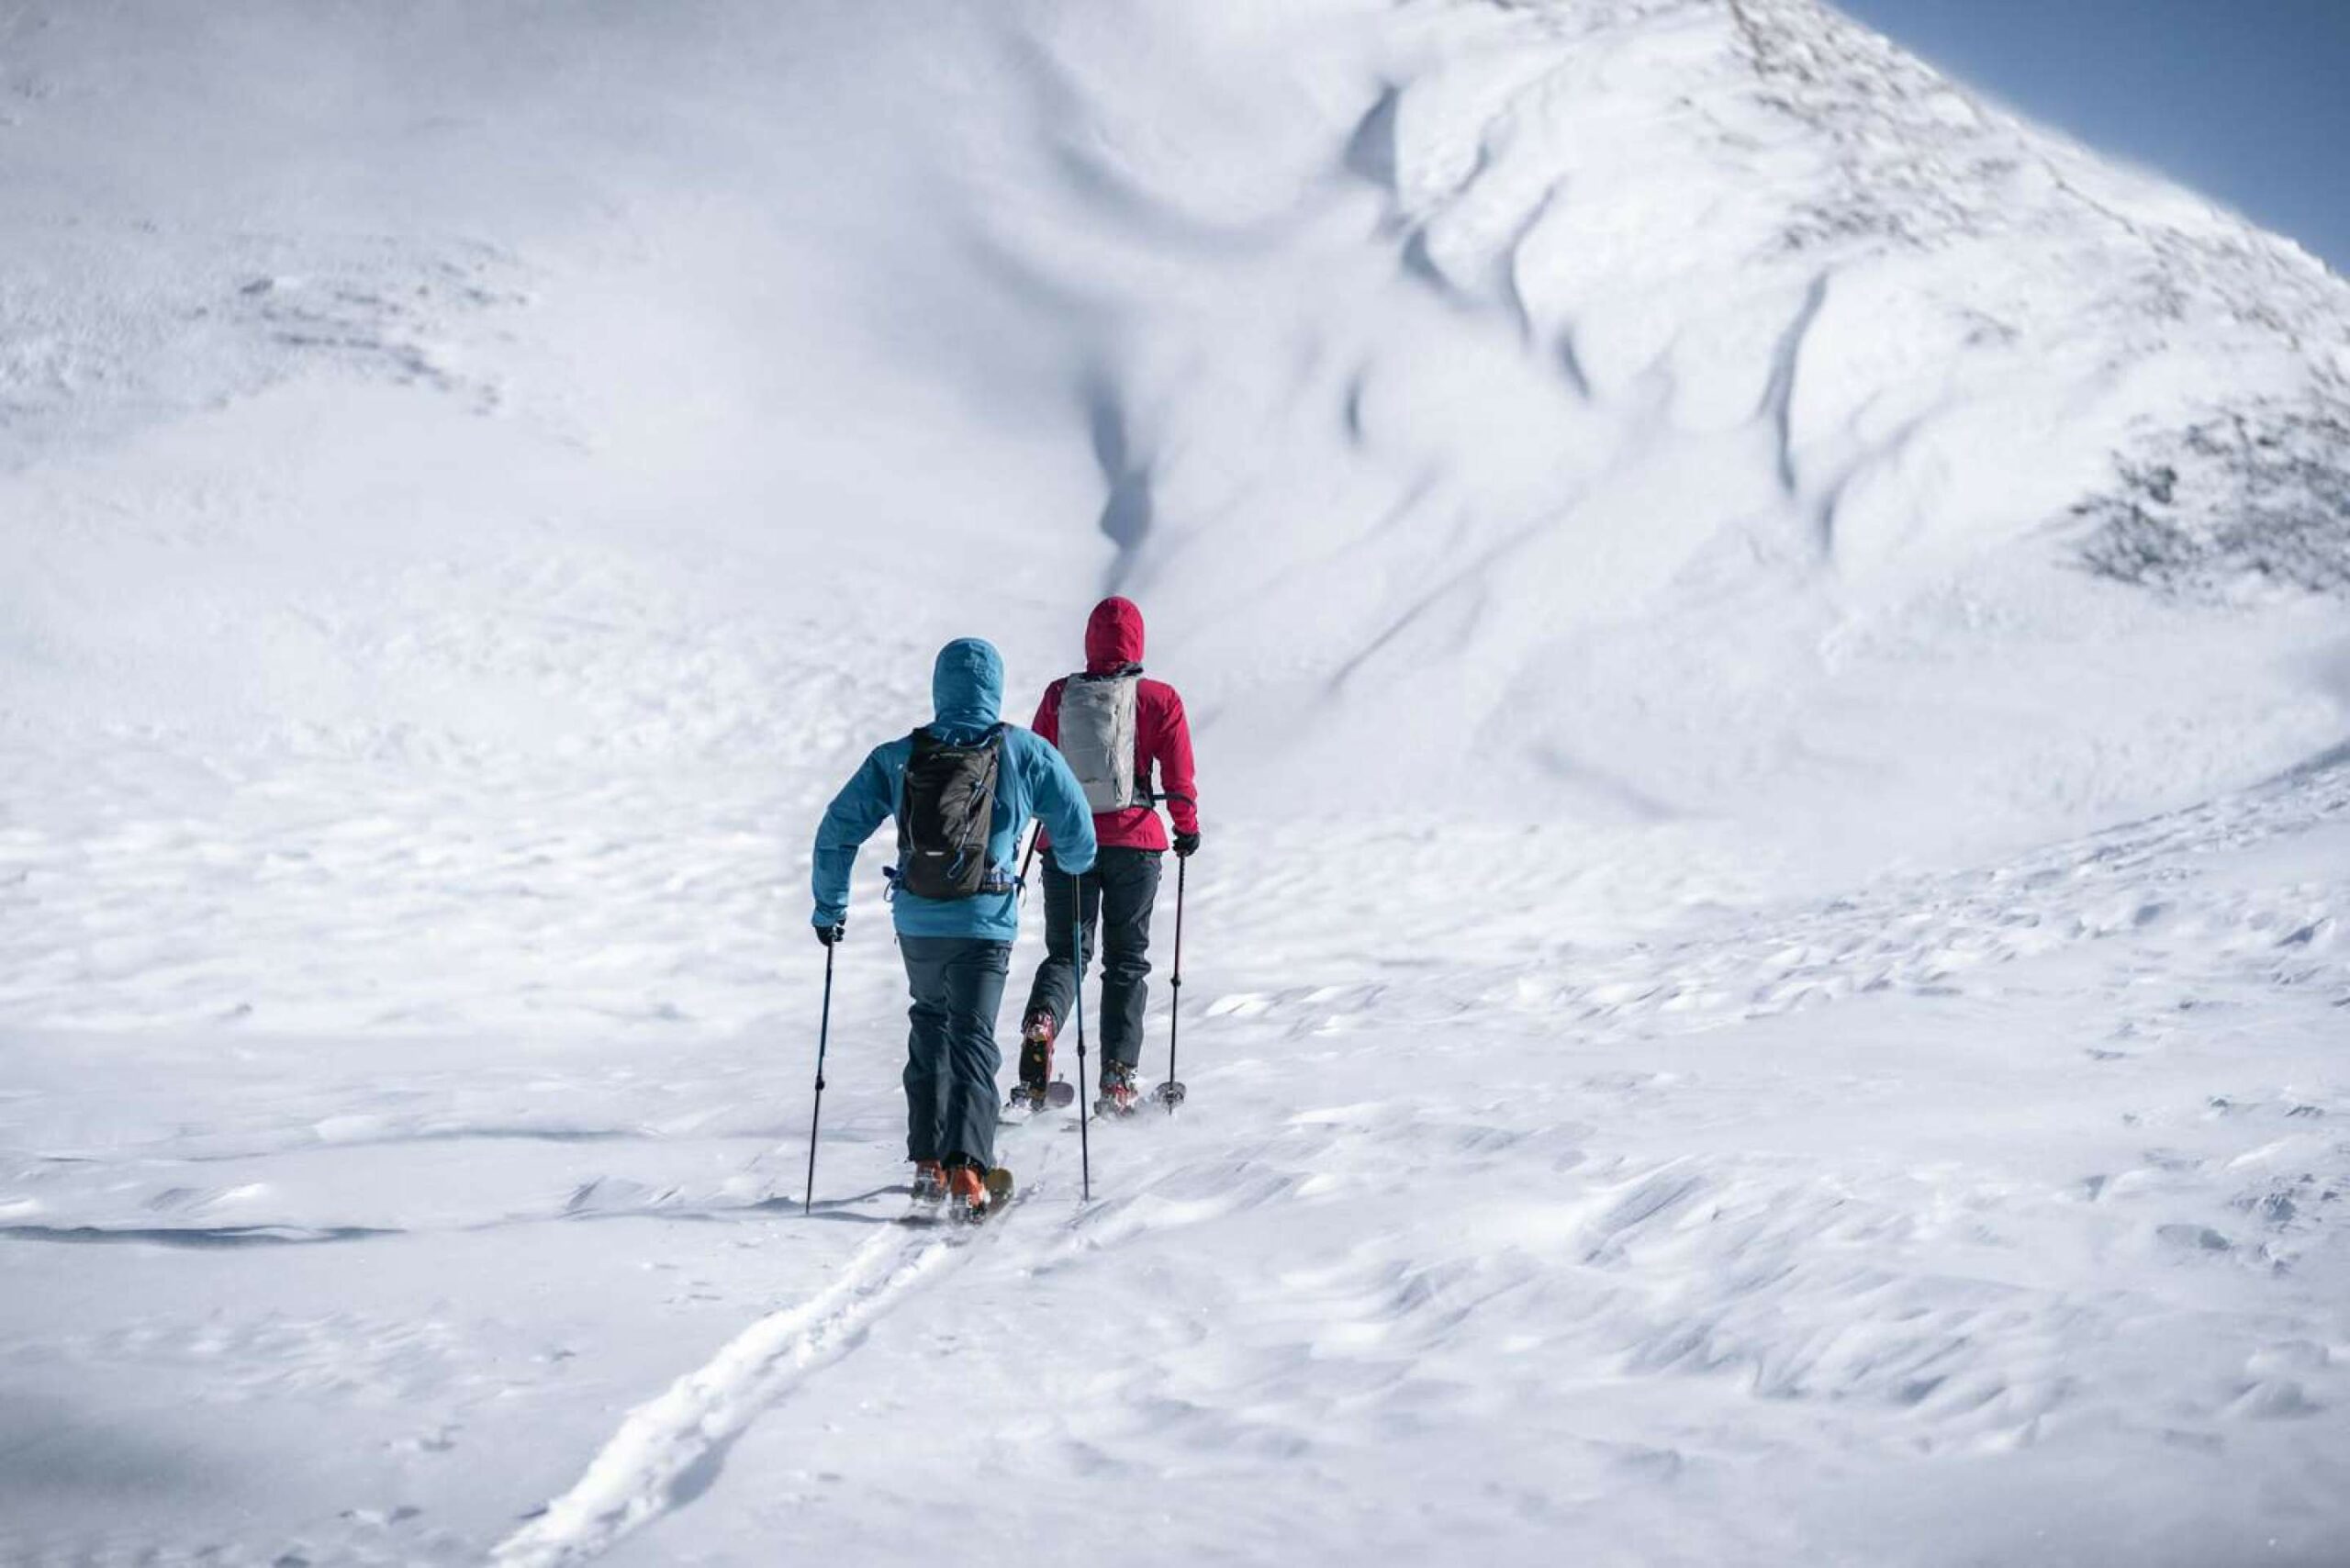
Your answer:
[810,635,1100,938]
[929,637,1004,742]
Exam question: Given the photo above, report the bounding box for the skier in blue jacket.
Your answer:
[811,637,1097,1218]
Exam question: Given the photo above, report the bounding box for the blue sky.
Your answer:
[1830,0,2350,273]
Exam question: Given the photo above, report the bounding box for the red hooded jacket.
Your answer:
[1033,597,1200,856]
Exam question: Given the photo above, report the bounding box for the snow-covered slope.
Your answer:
[3,2,2346,1564]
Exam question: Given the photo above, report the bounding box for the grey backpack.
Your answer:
[1058,672,1142,812]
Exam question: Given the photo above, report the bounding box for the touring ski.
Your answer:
[901,1166,1016,1226]
[1003,1080,1078,1118]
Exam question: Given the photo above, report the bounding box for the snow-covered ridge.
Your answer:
[1732,0,2350,597]
[946,0,2350,854]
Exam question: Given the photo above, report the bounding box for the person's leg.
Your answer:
[937,939,1013,1170]
[1020,861,1082,1034]
[1096,847,1162,1073]
[899,937,954,1164]
[1078,868,1103,969]
[1021,861,1106,1021]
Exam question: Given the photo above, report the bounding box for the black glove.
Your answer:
[1173,831,1201,859]
[815,921,845,948]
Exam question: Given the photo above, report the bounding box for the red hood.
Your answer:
[1083,597,1145,674]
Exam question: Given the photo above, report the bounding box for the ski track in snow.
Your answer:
[491,1225,961,1568]
[497,1119,1091,1567]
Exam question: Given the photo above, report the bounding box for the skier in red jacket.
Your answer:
[1013,596,1201,1115]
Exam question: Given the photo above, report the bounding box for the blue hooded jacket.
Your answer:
[811,638,1098,942]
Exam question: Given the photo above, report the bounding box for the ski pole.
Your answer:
[1164,855,1185,1114]
[1072,904,1091,1202]
[802,935,838,1216]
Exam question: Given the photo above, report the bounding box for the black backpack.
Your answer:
[894,727,1006,900]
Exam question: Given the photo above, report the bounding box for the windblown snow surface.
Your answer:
[4,2,2349,1563]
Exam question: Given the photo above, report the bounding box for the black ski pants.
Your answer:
[1024,846,1162,1071]
[899,935,1011,1169]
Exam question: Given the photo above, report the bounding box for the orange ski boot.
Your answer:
[945,1160,1015,1224]
[946,1162,991,1223]
[911,1159,947,1209]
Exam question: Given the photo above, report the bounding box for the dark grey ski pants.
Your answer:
[899,935,1011,1169]
[1024,846,1162,1071]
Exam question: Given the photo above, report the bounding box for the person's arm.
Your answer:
[1025,734,1097,877]
[1155,687,1200,838]
[1031,678,1065,747]
[811,746,895,930]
